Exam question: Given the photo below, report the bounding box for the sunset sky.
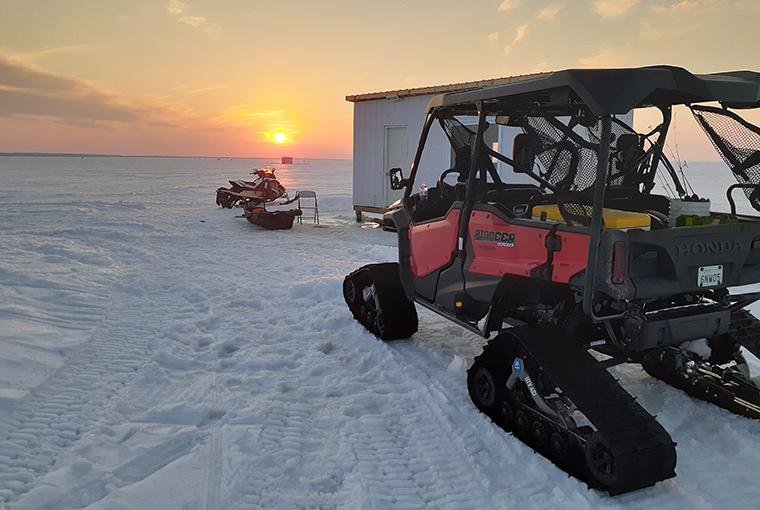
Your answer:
[1,0,759,159]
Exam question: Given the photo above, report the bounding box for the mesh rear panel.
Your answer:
[587,118,638,147]
[439,116,503,190]
[524,117,601,225]
[440,117,476,154]
[691,105,760,208]
[588,119,629,142]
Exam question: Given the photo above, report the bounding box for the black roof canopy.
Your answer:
[428,66,760,116]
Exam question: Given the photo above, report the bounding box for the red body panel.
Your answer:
[551,231,590,283]
[467,211,590,283]
[468,211,549,277]
[409,209,461,278]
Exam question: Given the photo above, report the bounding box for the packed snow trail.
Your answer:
[1,157,760,509]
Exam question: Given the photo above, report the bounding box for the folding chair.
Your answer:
[297,190,319,224]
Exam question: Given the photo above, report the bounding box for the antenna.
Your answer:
[666,111,697,196]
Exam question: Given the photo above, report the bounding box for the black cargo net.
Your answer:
[439,116,500,187]
[439,116,475,153]
[587,117,637,147]
[521,116,601,226]
[691,104,760,211]
[439,116,475,183]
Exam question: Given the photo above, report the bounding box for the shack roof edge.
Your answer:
[345,73,552,103]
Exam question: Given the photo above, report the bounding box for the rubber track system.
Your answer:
[469,325,676,495]
[728,308,760,360]
[643,307,760,419]
[343,263,418,340]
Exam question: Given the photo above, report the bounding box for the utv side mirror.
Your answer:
[389,167,408,190]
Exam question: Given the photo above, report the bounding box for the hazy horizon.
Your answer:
[0,152,351,161]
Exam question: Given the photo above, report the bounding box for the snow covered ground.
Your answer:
[1,156,760,510]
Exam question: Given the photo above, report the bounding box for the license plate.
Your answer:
[698,265,723,287]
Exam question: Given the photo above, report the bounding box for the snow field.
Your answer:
[0,157,759,509]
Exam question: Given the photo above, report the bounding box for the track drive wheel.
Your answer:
[469,366,498,409]
[343,270,370,321]
[468,357,515,431]
[343,278,357,306]
[585,432,618,488]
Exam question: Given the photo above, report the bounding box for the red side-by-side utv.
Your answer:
[344,66,760,494]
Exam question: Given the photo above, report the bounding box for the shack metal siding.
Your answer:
[352,95,450,210]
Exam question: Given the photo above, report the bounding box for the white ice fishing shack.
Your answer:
[346,74,551,221]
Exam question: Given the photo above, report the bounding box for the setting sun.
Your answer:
[271,132,289,144]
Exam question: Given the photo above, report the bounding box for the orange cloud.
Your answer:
[592,0,639,18]
[498,0,522,11]
[579,47,633,68]
[537,3,565,20]
[0,54,319,157]
[652,0,719,13]
[165,0,220,38]
[504,23,531,56]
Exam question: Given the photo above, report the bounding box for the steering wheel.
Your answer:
[437,168,460,201]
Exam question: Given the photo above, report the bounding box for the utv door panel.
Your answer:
[409,209,461,278]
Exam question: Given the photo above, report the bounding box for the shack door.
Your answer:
[384,126,408,207]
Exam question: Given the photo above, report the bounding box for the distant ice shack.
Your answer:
[346,73,633,221]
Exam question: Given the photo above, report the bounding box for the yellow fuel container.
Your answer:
[532,204,650,230]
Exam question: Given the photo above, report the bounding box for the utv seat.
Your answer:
[412,185,456,223]
[603,187,670,217]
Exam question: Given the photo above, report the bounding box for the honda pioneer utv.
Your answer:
[344,66,760,494]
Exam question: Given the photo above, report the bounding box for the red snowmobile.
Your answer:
[216,167,288,209]
[216,167,301,229]
[344,66,760,494]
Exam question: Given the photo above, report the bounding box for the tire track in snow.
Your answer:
[338,343,495,510]
[202,373,223,510]
[0,300,162,508]
[386,341,507,507]
[343,415,423,509]
[10,430,204,510]
[223,399,347,510]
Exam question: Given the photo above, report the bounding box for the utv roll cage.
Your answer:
[399,66,760,321]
